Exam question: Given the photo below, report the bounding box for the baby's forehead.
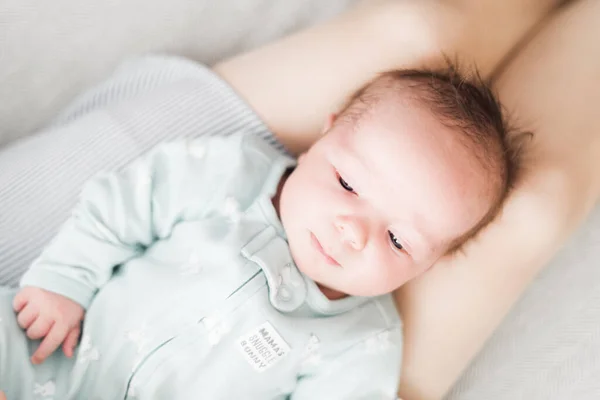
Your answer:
[341,84,414,126]
[347,96,451,149]
[352,97,486,163]
[336,82,498,185]
[342,106,493,198]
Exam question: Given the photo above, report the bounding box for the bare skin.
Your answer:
[215,0,600,398]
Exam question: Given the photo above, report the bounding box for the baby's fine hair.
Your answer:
[337,62,530,253]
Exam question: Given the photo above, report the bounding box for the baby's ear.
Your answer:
[321,113,337,134]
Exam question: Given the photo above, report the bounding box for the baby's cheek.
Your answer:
[361,266,395,295]
[385,261,414,290]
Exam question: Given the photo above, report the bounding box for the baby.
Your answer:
[0,65,521,399]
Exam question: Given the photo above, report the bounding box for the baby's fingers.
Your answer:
[16,305,39,330]
[12,291,28,312]
[62,326,81,358]
[26,316,53,340]
[32,323,68,365]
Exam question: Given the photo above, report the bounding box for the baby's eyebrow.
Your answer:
[343,142,368,172]
[341,136,437,255]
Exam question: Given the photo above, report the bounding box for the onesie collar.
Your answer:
[241,226,370,316]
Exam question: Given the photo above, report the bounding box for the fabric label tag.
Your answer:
[237,321,291,372]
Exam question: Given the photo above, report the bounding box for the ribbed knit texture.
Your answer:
[0,55,284,287]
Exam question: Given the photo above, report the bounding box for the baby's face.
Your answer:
[278,102,493,298]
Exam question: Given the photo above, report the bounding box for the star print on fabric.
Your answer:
[179,251,203,276]
[365,330,393,353]
[302,334,322,367]
[126,326,153,354]
[187,140,206,159]
[127,383,138,398]
[221,196,241,223]
[202,314,231,346]
[78,334,100,363]
[33,380,55,397]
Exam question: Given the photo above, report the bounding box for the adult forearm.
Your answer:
[214,0,558,155]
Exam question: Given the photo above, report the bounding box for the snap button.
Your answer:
[282,262,303,287]
[241,228,307,312]
[276,285,292,302]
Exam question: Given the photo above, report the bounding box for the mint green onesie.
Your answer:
[1,133,402,400]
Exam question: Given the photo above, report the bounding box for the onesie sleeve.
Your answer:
[291,326,403,400]
[19,136,235,309]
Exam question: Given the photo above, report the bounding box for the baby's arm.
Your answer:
[16,136,224,362]
[291,326,403,400]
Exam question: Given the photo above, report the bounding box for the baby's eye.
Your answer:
[388,231,404,251]
[338,175,355,193]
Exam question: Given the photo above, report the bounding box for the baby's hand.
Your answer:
[13,287,84,364]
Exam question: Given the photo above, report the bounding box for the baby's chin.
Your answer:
[314,281,349,301]
[317,282,399,299]
[311,273,387,299]
[292,257,348,300]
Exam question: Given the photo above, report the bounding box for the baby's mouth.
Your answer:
[310,232,341,267]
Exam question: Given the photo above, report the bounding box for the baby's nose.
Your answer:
[335,216,367,250]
